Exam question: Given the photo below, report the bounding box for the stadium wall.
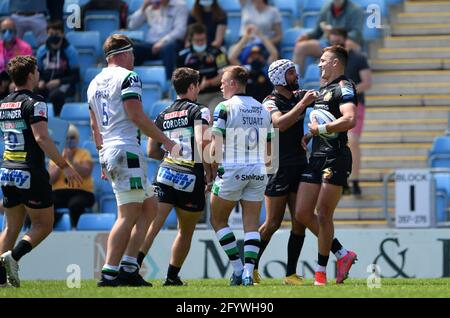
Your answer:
[20,229,450,280]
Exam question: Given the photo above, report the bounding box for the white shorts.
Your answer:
[100,146,148,195]
[212,165,268,202]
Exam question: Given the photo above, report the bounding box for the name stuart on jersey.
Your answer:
[242,116,263,125]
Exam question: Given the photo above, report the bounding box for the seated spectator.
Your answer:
[49,125,95,228]
[78,0,129,30]
[293,0,363,75]
[10,0,48,45]
[36,20,80,116]
[177,23,227,113]
[239,0,282,47]
[188,0,227,48]
[128,0,188,79]
[0,18,33,99]
[229,26,275,102]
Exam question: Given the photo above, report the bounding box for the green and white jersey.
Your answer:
[212,94,273,166]
[87,66,142,148]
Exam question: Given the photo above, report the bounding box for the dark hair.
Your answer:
[47,20,64,32]
[329,28,348,40]
[103,34,133,57]
[191,0,226,24]
[224,66,249,87]
[322,45,348,67]
[172,67,200,95]
[188,23,207,40]
[7,55,37,86]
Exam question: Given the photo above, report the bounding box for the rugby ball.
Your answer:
[309,109,338,139]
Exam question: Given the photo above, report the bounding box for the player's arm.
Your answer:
[270,90,317,132]
[89,108,103,151]
[124,99,177,153]
[309,102,356,136]
[147,137,165,160]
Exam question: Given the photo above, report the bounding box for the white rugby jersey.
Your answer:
[87,66,142,148]
[212,94,273,166]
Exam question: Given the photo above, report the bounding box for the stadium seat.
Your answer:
[82,140,99,159]
[429,136,450,168]
[66,31,101,77]
[301,0,326,28]
[274,0,299,31]
[134,66,167,107]
[147,159,160,181]
[0,213,4,231]
[81,67,102,101]
[303,64,321,90]
[0,0,9,17]
[54,214,72,231]
[354,0,388,18]
[84,10,120,43]
[218,0,240,12]
[185,0,195,10]
[92,159,105,193]
[149,99,172,120]
[23,31,37,52]
[99,177,114,196]
[434,173,450,222]
[111,30,145,41]
[226,14,242,41]
[77,213,116,231]
[100,195,118,215]
[60,102,92,141]
[128,0,144,13]
[280,27,310,59]
[47,103,55,118]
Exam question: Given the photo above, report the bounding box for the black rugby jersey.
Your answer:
[263,89,308,166]
[155,98,210,173]
[0,90,48,170]
[312,75,357,157]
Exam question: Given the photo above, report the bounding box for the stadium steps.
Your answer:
[377,47,450,59]
[403,0,450,13]
[395,12,450,24]
[365,106,450,119]
[367,82,450,95]
[391,23,450,36]
[366,95,450,107]
[372,71,450,84]
[370,58,450,71]
[383,35,450,49]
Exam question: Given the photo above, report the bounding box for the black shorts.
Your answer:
[155,166,205,212]
[1,168,53,209]
[300,147,352,186]
[265,164,307,197]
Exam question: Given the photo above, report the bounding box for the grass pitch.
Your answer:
[1,278,450,298]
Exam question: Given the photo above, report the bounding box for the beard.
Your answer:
[285,82,299,91]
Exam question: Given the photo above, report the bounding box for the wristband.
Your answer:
[318,124,328,135]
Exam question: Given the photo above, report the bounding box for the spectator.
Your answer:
[328,28,372,196]
[128,0,188,79]
[46,0,64,22]
[188,0,227,48]
[78,0,129,30]
[36,20,80,117]
[10,0,48,46]
[239,0,282,47]
[48,124,95,228]
[177,23,227,113]
[0,18,33,98]
[293,0,364,75]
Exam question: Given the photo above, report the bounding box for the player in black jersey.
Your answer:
[136,67,212,286]
[296,46,358,286]
[0,56,81,287]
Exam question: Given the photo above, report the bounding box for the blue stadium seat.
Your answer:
[149,99,172,120]
[23,31,37,51]
[111,30,145,41]
[259,201,267,225]
[280,27,310,59]
[226,14,242,41]
[354,0,388,18]
[185,0,195,10]
[274,0,299,31]
[54,214,72,231]
[434,173,450,222]
[0,0,9,17]
[128,0,144,13]
[218,0,240,11]
[77,213,116,231]
[60,102,92,141]
[85,10,120,43]
[66,31,101,77]
[429,136,450,168]
[81,67,102,101]
[46,103,55,118]
[147,159,160,181]
[303,64,321,90]
[301,0,326,28]
[100,195,118,215]
[82,140,99,159]
[0,213,4,231]
[99,178,114,196]
[134,66,167,107]
[163,208,178,230]
[92,159,104,192]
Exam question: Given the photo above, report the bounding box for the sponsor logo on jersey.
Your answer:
[164,110,189,120]
[0,168,31,189]
[163,117,189,129]
[0,102,21,109]
[323,91,333,102]
[157,166,196,192]
[240,106,262,115]
[0,120,26,130]
[0,109,22,120]
[33,102,47,118]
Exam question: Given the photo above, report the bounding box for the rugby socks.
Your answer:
[331,238,348,260]
[102,264,119,280]
[0,264,6,284]
[167,264,181,280]
[216,227,243,276]
[120,255,139,273]
[255,239,269,270]
[286,232,305,276]
[316,253,329,273]
[137,251,146,267]
[11,240,32,262]
[243,231,260,279]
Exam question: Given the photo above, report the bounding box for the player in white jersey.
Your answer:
[210,66,273,286]
[88,34,179,287]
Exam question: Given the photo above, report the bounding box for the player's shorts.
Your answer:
[265,164,307,197]
[155,165,205,212]
[1,167,53,209]
[349,102,365,136]
[300,147,352,187]
[212,164,268,202]
[100,145,148,195]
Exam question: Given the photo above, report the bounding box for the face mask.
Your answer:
[47,35,62,46]
[66,138,77,149]
[199,0,213,6]
[2,29,14,43]
[250,59,264,72]
[193,44,207,53]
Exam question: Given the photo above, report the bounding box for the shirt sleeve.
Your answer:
[195,107,211,125]
[263,98,279,115]
[339,80,357,105]
[212,102,227,137]
[29,100,48,124]
[121,71,142,101]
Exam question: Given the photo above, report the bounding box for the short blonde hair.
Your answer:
[67,124,79,139]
